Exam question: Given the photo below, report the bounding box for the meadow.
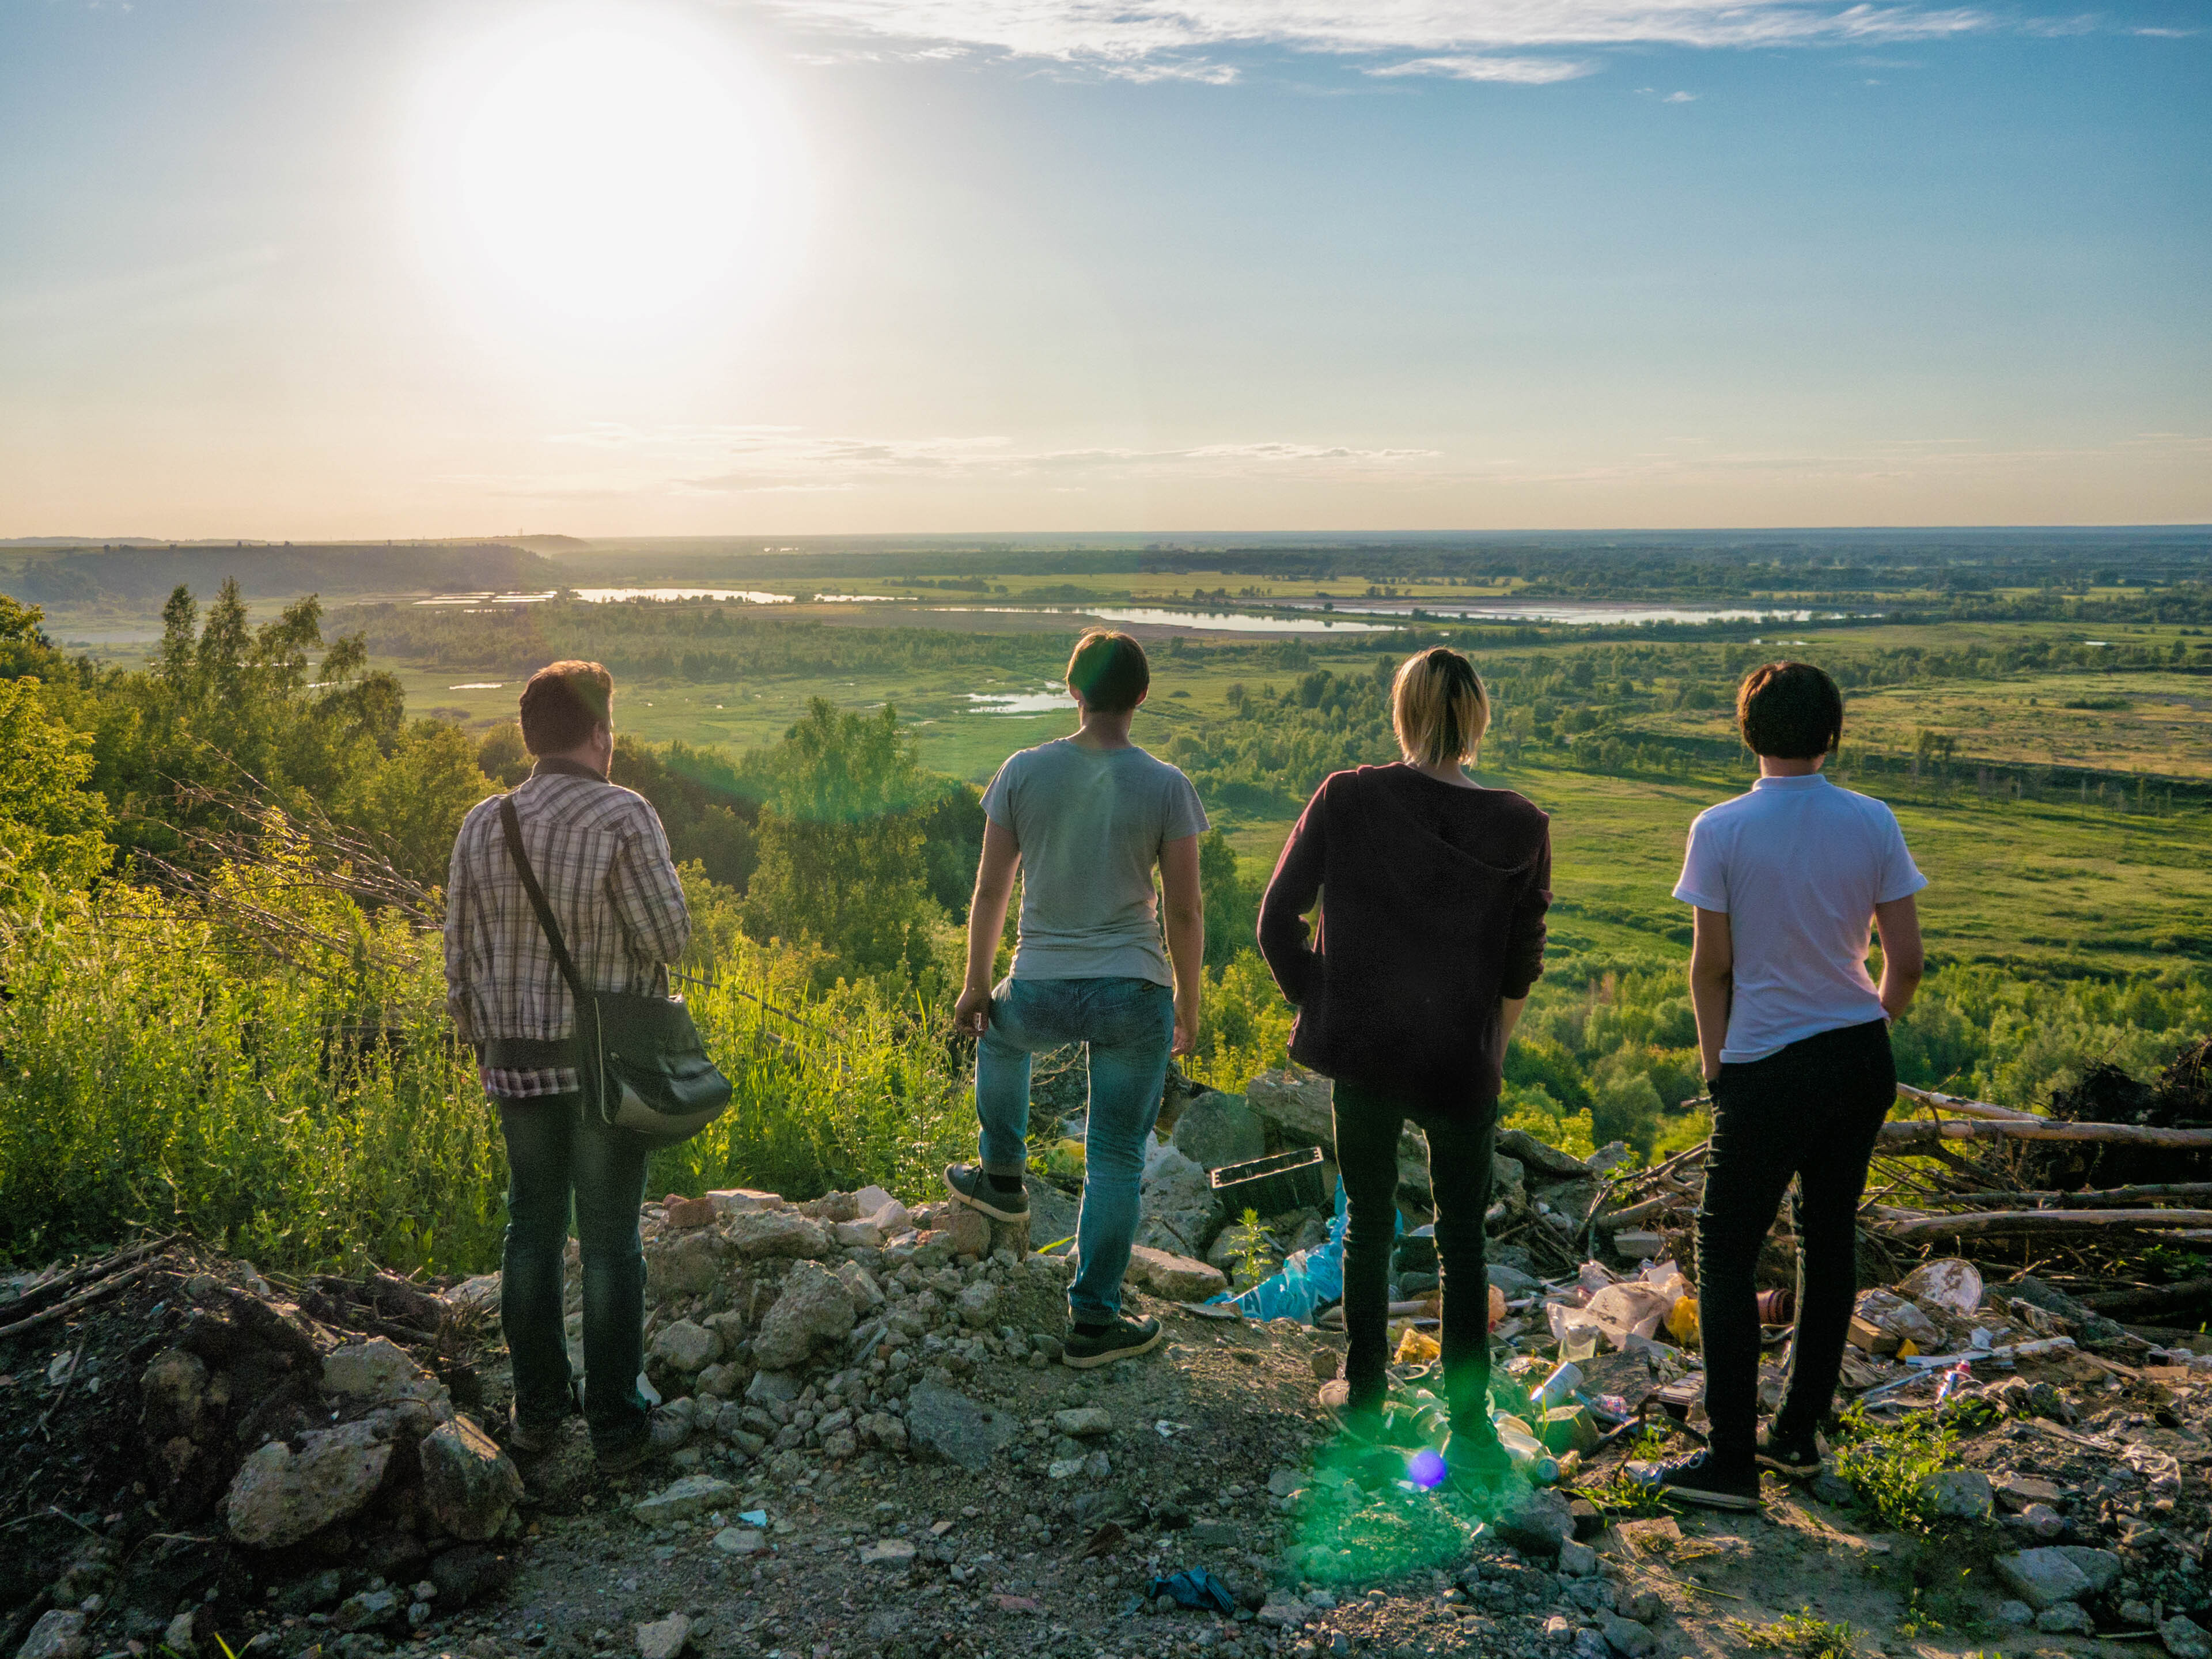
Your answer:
[3,543,2210,1272]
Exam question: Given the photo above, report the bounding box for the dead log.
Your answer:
[1895,1084,2044,1122]
[0,1262,158,1341]
[1868,1207,2212,1241]
[1878,1120,2212,1150]
[0,1236,174,1320]
[1930,1182,2212,1209]
[2080,1278,2212,1320]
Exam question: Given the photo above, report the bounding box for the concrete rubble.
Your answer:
[14,1056,2212,1658]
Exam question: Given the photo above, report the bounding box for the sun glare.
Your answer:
[414,9,802,340]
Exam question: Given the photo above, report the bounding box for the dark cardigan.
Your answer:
[1256,764,1551,1109]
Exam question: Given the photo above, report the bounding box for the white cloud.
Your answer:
[762,1,2001,82]
[543,423,1441,493]
[1662,88,1696,99]
[1369,54,1597,82]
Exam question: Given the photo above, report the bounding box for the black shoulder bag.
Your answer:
[499,795,732,1145]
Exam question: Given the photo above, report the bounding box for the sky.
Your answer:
[0,0,2206,538]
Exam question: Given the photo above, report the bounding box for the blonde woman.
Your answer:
[1257,647,1551,1487]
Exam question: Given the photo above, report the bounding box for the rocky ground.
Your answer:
[9,1072,2212,1659]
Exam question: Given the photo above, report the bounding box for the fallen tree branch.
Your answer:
[0,1236,175,1320]
[1868,1208,2212,1241]
[1931,1182,2212,1209]
[1895,1084,2045,1123]
[0,1262,158,1342]
[1878,1120,2212,1150]
[2080,1279,2212,1320]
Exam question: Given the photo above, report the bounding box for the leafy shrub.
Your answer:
[1829,1404,1959,1534]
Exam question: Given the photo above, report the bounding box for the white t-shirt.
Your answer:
[981,738,1209,985]
[1673,772,1927,1064]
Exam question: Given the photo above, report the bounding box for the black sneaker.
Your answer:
[1757,1425,1823,1479]
[944,1164,1029,1224]
[1062,1315,1164,1369]
[1442,1432,1517,1497]
[1630,1447,1762,1511]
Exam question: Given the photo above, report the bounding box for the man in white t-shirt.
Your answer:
[1638,661,1926,1510]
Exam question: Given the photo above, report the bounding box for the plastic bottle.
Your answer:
[1532,1361,1584,1410]
[1490,1414,1561,1484]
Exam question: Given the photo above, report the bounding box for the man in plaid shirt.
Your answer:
[445,659,690,1472]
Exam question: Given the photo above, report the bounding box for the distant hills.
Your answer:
[0,542,550,608]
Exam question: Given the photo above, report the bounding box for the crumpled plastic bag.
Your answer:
[1554,1260,1690,1352]
[1149,1569,1238,1614]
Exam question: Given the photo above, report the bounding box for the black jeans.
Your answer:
[1696,1019,1896,1462]
[497,1094,654,1452]
[1334,1081,1497,1442]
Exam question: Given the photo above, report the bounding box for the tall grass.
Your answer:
[0,870,506,1274]
[0,846,979,1275]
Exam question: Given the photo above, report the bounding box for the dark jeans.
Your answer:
[1696,1019,1896,1462]
[1334,1081,1498,1442]
[497,1094,654,1451]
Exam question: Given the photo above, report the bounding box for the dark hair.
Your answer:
[1065,630,1150,714]
[1736,661,1843,759]
[518,660,614,755]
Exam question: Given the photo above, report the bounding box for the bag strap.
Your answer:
[499,794,591,1012]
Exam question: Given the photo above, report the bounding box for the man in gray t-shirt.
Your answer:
[945,630,1209,1370]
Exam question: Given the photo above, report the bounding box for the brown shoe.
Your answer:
[593,1434,657,1477]
[509,1403,567,1457]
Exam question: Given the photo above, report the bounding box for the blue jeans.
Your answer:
[496,1094,654,1451]
[976,975,1175,1324]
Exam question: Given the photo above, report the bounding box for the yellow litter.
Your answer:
[1395,1327,1442,1363]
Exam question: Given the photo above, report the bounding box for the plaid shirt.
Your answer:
[444,758,692,1099]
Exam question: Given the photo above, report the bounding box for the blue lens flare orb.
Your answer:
[1407,1447,1448,1490]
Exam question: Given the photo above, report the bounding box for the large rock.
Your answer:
[752,1261,857,1370]
[322,1338,433,1403]
[940,1204,992,1259]
[645,1230,726,1298]
[649,1320,721,1373]
[1171,1093,1266,1171]
[726,1209,830,1261]
[636,1613,691,1659]
[1123,1245,1228,1302]
[224,1418,396,1547]
[16,1611,88,1659]
[1028,1183,1081,1250]
[632,1474,737,1524]
[957,1281,1001,1330]
[1919,1468,1994,1521]
[2160,1615,2212,1659]
[138,1348,211,1441]
[2050,1546,2124,1595]
[1245,1069,1336,1151]
[1598,1613,1656,1658]
[1996,1546,2117,1611]
[332,1589,403,1634]
[428,1544,516,1607]
[1494,1490,1576,1558]
[1495,1129,1594,1179]
[904,1380,1020,1471]
[417,1416,524,1541]
[1137,1144,1219,1256]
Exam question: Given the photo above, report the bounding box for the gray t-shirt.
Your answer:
[980,738,1210,984]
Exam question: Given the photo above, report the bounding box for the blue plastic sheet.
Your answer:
[1147,1569,1238,1615]
[1206,1181,1399,1323]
